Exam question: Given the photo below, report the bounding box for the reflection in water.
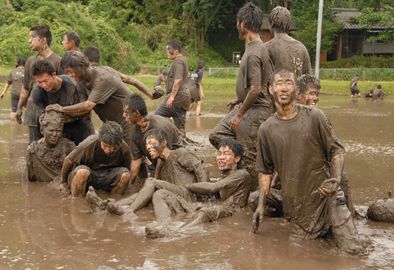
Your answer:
[0,97,393,269]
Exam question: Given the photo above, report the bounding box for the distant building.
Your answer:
[329,8,394,60]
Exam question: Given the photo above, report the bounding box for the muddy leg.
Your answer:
[71,168,90,197]
[111,171,131,195]
[129,178,156,212]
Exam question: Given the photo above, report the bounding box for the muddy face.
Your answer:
[166,45,178,60]
[236,21,247,40]
[64,67,80,81]
[122,105,138,125]
[298,86,319,106]
[28,31,46,51]
[42,122,63,147]
[145,137,165,160]
[62,35,73,51]
[270,73,297,106]
[34,73,57,92]
[100,141,118,156]
[216,145,240,172]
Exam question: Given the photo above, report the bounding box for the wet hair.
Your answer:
[269,6,291,34]
[237,2,263,33]
[98,121,123,146]
[83,46,100,63]
[218,139,244,169]
[32,60,55,76]
[16,57,26,67]
[167,39,182,53]
[39,110,63,129]
[269,69,296,86]
[143,128,168,145]
[60,51,90,81]
[30,25,52,46]
[297,74,320,94]
[196,60,205,70]
[64,30,80,48]
[123,94,148,117]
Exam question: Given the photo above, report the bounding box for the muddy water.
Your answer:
[0,96,393,269]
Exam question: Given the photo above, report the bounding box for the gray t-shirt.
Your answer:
[236,39,272,108]
[165,55,190,110]
[266,34,312,77]
[7,66,25,96]
[256,105,344,234]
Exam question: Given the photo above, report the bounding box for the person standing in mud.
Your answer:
[60,121,131,196]
[266,6,312,77]
[350,75,361,98]
[15,25,61,143]
[82,46,154,100]
[252,69,364,254]
[0,57,25,121]
[122,94,181,184]
[62,30,80,52]
[26,110,75,182]
[209,2,272,190]
[29,60,94,145]
[188,60,205,116]
[48,51,133,144]
[155,40,191,133]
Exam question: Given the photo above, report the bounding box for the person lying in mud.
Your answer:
[26,110,75,182]
[94,128,208,216]
[122,94,181,182]
[145,139,251,238]
[209,2,272,191]
[252,69,365,255]
[372,85,384,101]
[60,121,131,196]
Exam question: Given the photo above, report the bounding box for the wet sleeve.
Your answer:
[129,132,143,160]
[173,60,185,80]
[87,77,117,104]
[66,136,94,164]
[30,87,45,110]
[246,55,262,87]
[315,110,345,161]
[256,124,274,174]
[178,150,209,182]
[120,144,132,169]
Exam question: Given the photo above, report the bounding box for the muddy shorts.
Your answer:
[351,87,360,95]
[11,94,19,112]
[152,189,194,214]
[68,165,129,192]
[195,204,236,222]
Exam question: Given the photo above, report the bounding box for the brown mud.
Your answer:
[0,96,393,269]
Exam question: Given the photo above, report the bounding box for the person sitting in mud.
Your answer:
[372,84,384,101]
[252,69,365,255]
[350,75,361,98]
[26,110,75,182]
[103,128,208,216]
[60,121,131,196]
[123,94,181,183]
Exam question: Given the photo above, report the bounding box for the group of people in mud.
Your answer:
[2,2,393,256]
[349,75,385,100]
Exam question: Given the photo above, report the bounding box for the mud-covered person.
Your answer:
[29,60,94,145]
[60,121,131,196]
[350,75,361,98]
[26,110,75,182]
[154,40,191,133]
[0,57,25,121]
[252,69,364,255]
[48,51,133,145]
[188,60,205,116]
[209,2,272,190]
[107,128,208,217]
[122,93,181,184]
[266,6,312,77]
[372,84,384,101]
[82,46,154,100]
[16,25,61,143]
[62,30,80,52]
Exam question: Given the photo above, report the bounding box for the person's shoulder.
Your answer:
[299,105,328,121]
[259,114,277,131]
[79,134,99,147]
[231,168,250,179]
[27,139,42,153]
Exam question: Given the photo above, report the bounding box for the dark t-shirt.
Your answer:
[129,114,181,160]
[266,34,312,78]
[165,55,190,109]
[256,105,344,233]
[7,66,25,96]
[67,134,131,171]
[217,169,251,208]
[86,65,132,140]
[236,40,272,108]
[159,148,209,186]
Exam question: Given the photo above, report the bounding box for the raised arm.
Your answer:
[120,74,153,99]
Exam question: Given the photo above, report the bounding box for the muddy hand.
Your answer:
[252,207,264,233]
[45,104,63,112]
[15,110,22,124]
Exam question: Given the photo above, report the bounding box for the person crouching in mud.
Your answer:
[252,69,365,255]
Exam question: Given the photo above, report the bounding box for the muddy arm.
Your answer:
[60,157,74,185]
[129,158,142,184]
[230,84,260,129]
[120,74,153,99]
[330,153,344,183]
[0,83,10,99]
[252,172,272,233]
[186,181,221,194]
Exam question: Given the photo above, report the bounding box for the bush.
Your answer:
[321,55,394,68]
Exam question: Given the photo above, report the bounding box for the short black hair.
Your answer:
[123,93,148,117]
[83,46,101,63]
[143,128,168,145]
[30,25,52,47]
[98,121,123,146]
[167,39,182,53]
[218,139,244,169]
[297,74,320,95]
[16,57,26,67]
[64,30,80,47]
[60,51,90,81]
[269,6,291,34]
[237,2,263,33]
[32,60,55,76]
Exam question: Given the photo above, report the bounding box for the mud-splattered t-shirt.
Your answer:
[165,55,190,110]
[236,39,272,108]
[7,66,25,96]
[256,105,344,234]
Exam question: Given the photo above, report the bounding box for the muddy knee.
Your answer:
[152,189,171,205]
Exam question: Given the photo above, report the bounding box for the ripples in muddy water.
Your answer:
[344,140,394,156]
